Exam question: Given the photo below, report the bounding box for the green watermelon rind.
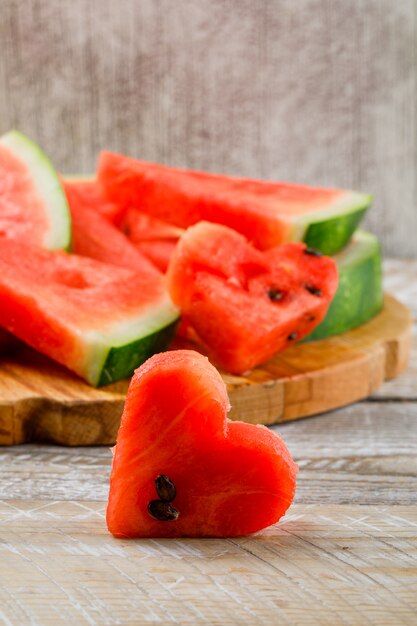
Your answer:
[292,191,372,255]
[0,130,72,251]
[82,296,180,386]
[96,320,178,387]
[305,230,383,342]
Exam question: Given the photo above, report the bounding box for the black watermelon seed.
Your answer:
[305,284,323,297]
[304,247,323,257]
[288,332,298,341]
[155,474,176,502]
[308,315,316,322]
[268,288,284,302]
[148,500,179,521]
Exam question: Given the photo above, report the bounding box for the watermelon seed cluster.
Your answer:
[266,248,325,343]
[148,474,179,522]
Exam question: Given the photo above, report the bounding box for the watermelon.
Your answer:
[166,222,338,373]
[120,206,183,272]
[0,131,71,250]
[306,230,383,341]
[98,151,372,255]
[0,238,179,386]
[130,240,178,273]
[107,350,298,538]
[62,177,123,224]
[63,178,183,272]
[64,182,161,275]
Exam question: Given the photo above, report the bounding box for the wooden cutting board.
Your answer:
[0,294,411,446]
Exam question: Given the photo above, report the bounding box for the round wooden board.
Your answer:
[0,294,412,446]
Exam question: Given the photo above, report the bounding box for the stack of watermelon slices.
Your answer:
[94,150,383,370]
[0,131,383,384]
[0,131,179,386]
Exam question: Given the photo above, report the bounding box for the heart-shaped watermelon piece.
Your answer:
[106,350,298,538]
[166,221,339,374]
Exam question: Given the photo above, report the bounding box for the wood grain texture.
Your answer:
[0,0,415,256]
[383,259,417,318]
[372,327,417,400]
[371,259,417,399]
[0,501,415,625]
[0,294,412,445]
[1,401,416,505]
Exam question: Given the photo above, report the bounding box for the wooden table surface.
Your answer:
[0,259,416,626]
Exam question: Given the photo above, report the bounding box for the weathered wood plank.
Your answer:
[0,0,415,256]
[282,402,417,505]
[0,501,415,626]
[371,261,417,399]
[1,401,416,505]
[366,261,417,399]
[371,327,417,399]
[384,259,417,319]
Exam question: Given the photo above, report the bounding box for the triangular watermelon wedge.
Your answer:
[0,131,71,250]
[62,177,183,272]
[63,179,162,276]
[98,152,372,255]
[0,238,179,386]
[62,177,124,225]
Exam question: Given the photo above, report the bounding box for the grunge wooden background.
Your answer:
[0,0,415,256]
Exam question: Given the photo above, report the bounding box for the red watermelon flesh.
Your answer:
[120,206,183,272]
[121,206,184,241]
[62,178,123,225]
[0,146,48,242]
[132,240,178,273]
[98,151,370,251]
[65,183,160,276]
[106,350,298,538]
[0,237,179,386]
[0,131,70,250]
[166,222,338,373]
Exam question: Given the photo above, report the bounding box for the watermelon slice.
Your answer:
[166,222,338,373]
[98,151,372,255]
[0,238,179,386]
[107,350,298,538]
[62,177,123,224]
[0,131,71,250]
[306,230,383,341]
[64,182,161,275]
[130,240,179,273]
[121,206,184,241]
[63,178,183,272]
[120,206,183,272]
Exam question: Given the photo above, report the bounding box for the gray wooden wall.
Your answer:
[0,0,415,257]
